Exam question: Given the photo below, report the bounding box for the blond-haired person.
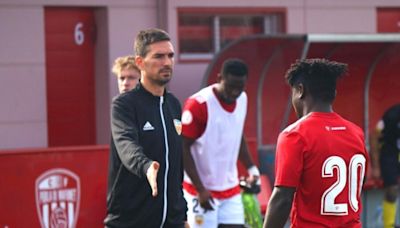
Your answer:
[112,55,140,93]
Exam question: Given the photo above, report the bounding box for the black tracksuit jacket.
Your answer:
[105,83,187,228]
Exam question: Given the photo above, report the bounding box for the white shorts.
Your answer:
[184,189,245,228]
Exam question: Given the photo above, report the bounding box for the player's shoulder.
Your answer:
[112,88,138,105]
[337,114,364,135]
[386,104,400,115]
[240,90,248,99]
[183,92,208,120]
[185,86,213,107]
[182,91,209,128]
[282,114,311,133]
[383,104,400,122]
[184,95,206,109]
[238,91,248,104]
[193,95,207,104]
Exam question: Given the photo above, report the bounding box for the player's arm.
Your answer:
[238,135,255,168]
[238,135,260,184]
[264,131,302,227]
[182,136,214,210]
[181,97,214,210]
[111,97,153,178]
[111,97,158,196]
[370,121,383,180]
[263,186,295,228]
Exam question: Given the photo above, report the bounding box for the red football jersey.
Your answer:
[275,112,369,227]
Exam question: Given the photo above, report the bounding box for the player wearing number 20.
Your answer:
[263,59,369,228]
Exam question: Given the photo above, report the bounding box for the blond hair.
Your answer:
[111,55,140,76]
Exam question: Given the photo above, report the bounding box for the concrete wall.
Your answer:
[94,8,110,145]
[0,6,47,149]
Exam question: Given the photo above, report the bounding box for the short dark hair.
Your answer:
[221,58,248,78]
[285,58,348,103]
[134,28,171,57]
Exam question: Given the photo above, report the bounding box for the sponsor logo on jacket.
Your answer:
[143,121,155,131]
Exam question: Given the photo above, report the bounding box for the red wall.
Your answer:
[45,8,96,146]
[377,8,400,32]
[0,146,108,227]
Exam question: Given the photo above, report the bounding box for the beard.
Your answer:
[155,68,172,85]
[154,77,171,86]
[147,73,171,86]
[143,66,173,86]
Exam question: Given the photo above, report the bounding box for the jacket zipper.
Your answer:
[159,96,169,228]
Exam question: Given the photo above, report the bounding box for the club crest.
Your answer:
[35,168,80,228]
[174,119,182,135]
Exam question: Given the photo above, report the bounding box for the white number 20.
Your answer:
[321,155,366,215]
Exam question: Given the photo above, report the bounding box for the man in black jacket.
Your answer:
[371,104,400,227]
[105,28,187,228]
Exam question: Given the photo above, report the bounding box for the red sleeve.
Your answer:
[274,131,305,188]
[181,97,207,139]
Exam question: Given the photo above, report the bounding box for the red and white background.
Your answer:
[0,146,108,228]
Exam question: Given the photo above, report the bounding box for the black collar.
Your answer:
[137,82,168,99]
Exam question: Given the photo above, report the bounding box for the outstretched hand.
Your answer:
[146,161,160,197]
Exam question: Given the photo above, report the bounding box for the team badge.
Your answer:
[35,168,80,228]
[174,119,182,135]
[195,214,204,225]
[181,110,193,125]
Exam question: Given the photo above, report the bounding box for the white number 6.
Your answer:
[321,154,366,216]
[74,22,84,45]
